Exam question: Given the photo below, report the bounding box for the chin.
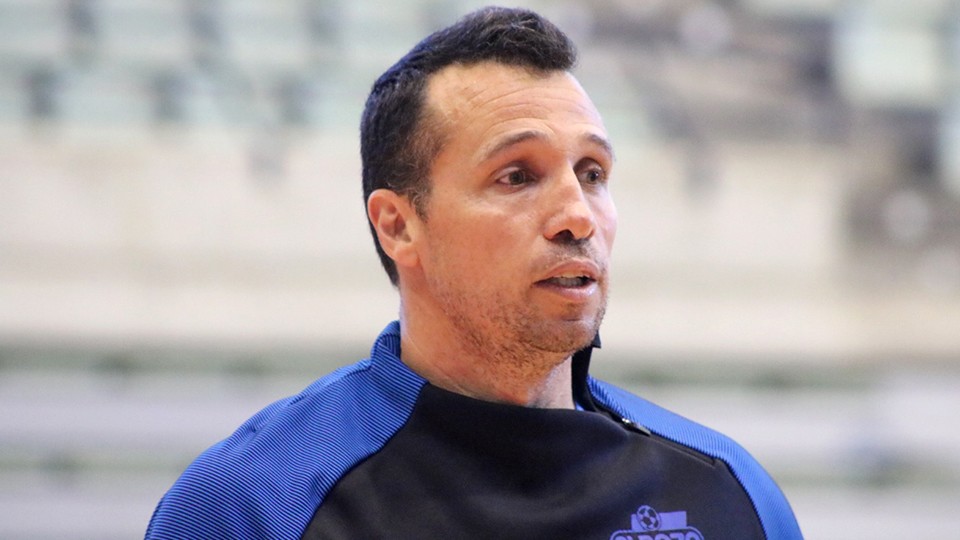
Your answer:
[529,317,601,355]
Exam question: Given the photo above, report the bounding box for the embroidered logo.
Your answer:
[609,505,705,540]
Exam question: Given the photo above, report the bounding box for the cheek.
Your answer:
[423,193,535,270]
[428,215,508,271]
[594,197,618,248]
[463,222,519,264]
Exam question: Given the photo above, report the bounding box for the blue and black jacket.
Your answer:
[146,321,802,539]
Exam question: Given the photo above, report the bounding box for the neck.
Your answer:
[398,304,575,410]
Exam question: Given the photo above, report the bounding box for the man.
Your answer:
[146,7,802,539]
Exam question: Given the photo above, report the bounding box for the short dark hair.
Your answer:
[360,6,578,285]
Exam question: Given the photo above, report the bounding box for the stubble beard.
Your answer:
[430,272,607,375]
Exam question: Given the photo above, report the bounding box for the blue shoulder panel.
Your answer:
[589,378,804,540]
[145,322,426,540]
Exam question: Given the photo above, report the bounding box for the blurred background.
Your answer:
[1,0,959,538]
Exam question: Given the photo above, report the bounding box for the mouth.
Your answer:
[535,260,602,290]
[538,274,595,288]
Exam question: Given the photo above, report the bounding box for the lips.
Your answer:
[535,260,601,288]
[545,275,593,287]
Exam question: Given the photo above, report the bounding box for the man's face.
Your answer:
[413,61,617,361]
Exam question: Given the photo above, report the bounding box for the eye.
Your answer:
[496,167,535,186]
[577,162,608,185]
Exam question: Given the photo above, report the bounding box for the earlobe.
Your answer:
[367,189,420,270]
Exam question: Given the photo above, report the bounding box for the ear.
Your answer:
[367,189,422,272]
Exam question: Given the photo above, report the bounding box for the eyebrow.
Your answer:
[478,130,615,164]
[585,132,616,162]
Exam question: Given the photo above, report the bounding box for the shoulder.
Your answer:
[589,378,748,460]
[588,377,804,540]
[147,349,426,539]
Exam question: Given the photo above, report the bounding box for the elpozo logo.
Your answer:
[609,505,704,540]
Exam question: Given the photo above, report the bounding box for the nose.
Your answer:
[543,169,596,243]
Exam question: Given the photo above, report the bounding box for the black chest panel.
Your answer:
[303,385,764,539]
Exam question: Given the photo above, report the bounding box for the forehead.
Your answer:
[424,62,607,155]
